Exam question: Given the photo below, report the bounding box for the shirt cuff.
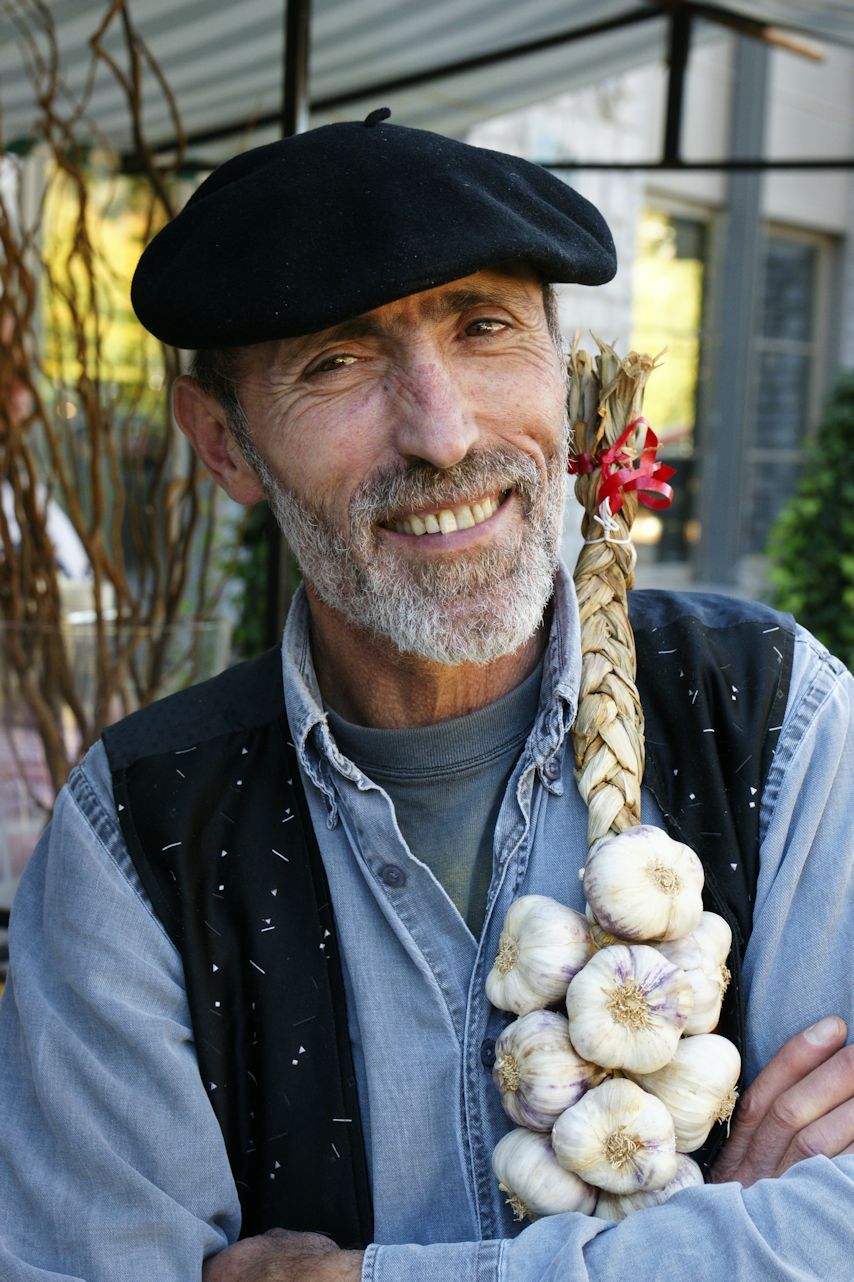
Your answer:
[363,1237,503,1282]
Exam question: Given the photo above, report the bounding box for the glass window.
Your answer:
[753,350,812,452]
[745,234,822,554]
[760,239,815,343]
[630,208,708,561]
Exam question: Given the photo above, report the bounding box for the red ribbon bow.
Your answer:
[568,417,675,516]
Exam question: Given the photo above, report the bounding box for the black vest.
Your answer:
[102,590,794,1243]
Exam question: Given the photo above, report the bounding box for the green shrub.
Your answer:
[766,372,854,669]
[231,506,303,660]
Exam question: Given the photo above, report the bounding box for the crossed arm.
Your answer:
[0,639,848,1281]
[203,1016,854,1281]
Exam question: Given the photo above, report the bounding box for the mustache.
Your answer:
[349,446,545,529]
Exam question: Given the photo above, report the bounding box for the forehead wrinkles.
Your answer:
[247,276,546,380]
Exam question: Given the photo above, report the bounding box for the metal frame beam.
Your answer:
[539,158,854,171]
[282,0,311,137]
[126,153,854,177]
[266,0,312,646]
[694,34,769,584]
[662,5,693,165]
[650,0,831,58]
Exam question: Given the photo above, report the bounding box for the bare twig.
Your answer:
[0,1,236,821]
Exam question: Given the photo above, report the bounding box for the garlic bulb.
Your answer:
[656,912,732,1035]
[492,1127,598,1221]
[585,904,632,950]
[566,944,693,1073]
[486,895,594,1015]
[493,1009,605,1131]
[581,825,705,942]
[552,1078,677,1194]
[627,1032,741,1152]
[593,1153,704,1221]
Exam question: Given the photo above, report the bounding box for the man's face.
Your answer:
[234,266,569,665]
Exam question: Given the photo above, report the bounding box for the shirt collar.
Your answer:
[281,562,582,796]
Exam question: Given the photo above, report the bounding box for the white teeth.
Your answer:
[393,494,502,536]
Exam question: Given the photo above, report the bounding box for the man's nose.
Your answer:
[391,357,479,470]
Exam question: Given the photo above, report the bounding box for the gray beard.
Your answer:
[248,441,566,666]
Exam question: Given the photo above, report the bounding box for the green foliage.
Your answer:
[231,504,271,661]
[230,506,303,660]
[767,372,854,669]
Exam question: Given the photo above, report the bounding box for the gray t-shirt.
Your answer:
[325,660,543,937]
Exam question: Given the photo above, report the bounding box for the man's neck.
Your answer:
[305,584,547,728]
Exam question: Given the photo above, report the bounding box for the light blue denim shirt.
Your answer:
[0,567,851,1282]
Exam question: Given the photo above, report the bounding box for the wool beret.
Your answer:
[131,110,617,349]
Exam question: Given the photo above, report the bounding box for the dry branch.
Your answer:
[1,1,233,822]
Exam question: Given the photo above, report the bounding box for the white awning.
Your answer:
[1,1,852,162]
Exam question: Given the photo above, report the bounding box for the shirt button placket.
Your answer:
[479,1038,496,1069]
[543,755,561,782]
[380,863,407,889]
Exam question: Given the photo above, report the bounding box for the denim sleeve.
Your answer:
[366,629,854,1282]
[0,743,241,1282]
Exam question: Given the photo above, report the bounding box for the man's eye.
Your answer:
[466,319,507,336]
[309,353,359,375]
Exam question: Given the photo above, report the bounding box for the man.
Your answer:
[0,115,851,1282]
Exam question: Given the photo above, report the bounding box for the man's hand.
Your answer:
[202,1229,364,1282]
[712,1016,854,1186]
[199,1021,854,1276]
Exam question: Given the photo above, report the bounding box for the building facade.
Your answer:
[468,31,854,595]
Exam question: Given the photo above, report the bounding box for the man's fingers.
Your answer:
[760,1040,854,1161]
[776,1093,854,1175]
[712,1017,847,1183]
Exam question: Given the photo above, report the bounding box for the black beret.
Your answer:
[131,111,616,349]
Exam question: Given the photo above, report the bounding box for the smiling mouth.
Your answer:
[382,491,508,536]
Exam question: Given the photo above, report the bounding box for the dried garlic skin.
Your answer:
[492,1127,598,1221]
[493,1009,604,1132]
[656,912,733,1035]
[627,1032,741,1152]
[566,944,694,1073]
[485,895,594,1015]
[585,904,633,950]
[593,1153,704,1220]
[582,825,705,943]
[552,1077,677,1194]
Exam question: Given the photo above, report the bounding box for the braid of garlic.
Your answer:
[568,336,660,847]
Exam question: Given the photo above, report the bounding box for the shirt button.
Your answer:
[543,756,562,781]
[380,863,406,888]
[480,1038,496,1069]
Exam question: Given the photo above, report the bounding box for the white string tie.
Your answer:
[584,498,633,546]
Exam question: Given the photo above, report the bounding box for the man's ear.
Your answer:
[172,375,266,505]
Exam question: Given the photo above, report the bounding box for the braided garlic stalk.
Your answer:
[486,344,741,1221]
[568,337,659,848]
